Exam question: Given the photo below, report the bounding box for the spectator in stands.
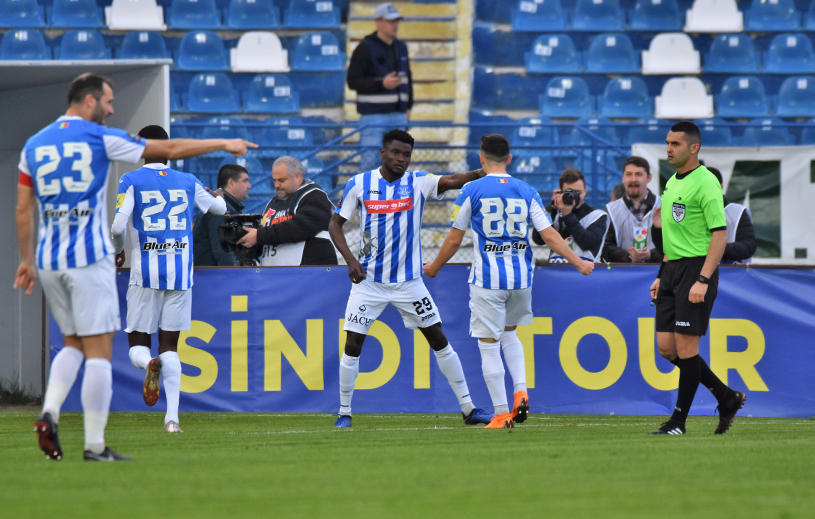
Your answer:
[532,168,608,262]
[346,3,413,173]
[237,156,337,266]
[602,156,662,263]
[610,183,625,202]
[193,164,251,266]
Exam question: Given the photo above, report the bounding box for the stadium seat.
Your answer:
[742,117,794,145]
[510,156,559,192]
[599,77,653,118]
[524,34,582,74]
[684,0,744,32]
[642,33,701,74]
[186,73,241,113]
[51,0,105,28]
[227,0,280,29]
[167,0,221,29]
[105,0,166,30]
[704,34,760,73]
[569,117,619,146]
[695,118,733,146]
[627,118,671,144]
[199,117,252,140]
[231,32,289,72]
[572,0,625,30]
[219,153,264,175]
[745,0,800,31]
[510,0,567,31]
[764,33,815,73]
[715,77,771,118]
[655,78,713,119]
[0,29,49,60]
[291,32,345,71]
[806,1,815,30]
[776,76,815,117]
[243,74,301,114]
[539,77,594,119]
[119,31,169,59]
[509,117,559,149]
[629,0,682,31]
[171,90,181,112]
[283,0,341,29]
[586,34,639,74]
[57,30,109,60]
[0,0,45,28]
[800,118,815,143]
[260,126,315,158]
[176,31,229,71]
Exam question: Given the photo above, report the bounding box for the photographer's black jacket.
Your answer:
[533,202,608,259]
[193,191,242,266]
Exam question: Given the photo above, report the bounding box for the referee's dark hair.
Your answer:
[382,129,414,149]
[480,134,510,163]
[559,167,585,190]
[138,125,169,140]
[67,73,112,106]
[217,164,249,189]
[708,166,723,187]
[670,121,701,147]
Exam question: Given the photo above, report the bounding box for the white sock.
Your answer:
[41,346,84,423]
[160,351,181,425]
[81,358,112,454]
[478,340,508,415]
[500,330,527,393]
[433,345,475,415]
[339,353,359,416]
[129,345,151,370]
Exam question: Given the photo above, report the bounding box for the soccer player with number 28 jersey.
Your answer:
[111,125,227,434]
[16,73,255,461]
[425,134,594,428]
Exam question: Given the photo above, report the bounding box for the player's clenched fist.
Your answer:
[423,262,440,278]
[577,260,594,276]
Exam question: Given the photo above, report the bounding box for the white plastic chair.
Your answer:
[230,31,289,73]
[655,78,714,119]
[642,32,701,74]
[105,0,166,31]
[684,0,744,33]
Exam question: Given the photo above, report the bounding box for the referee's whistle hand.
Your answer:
[688,282,707,304]
[650,279,660,300]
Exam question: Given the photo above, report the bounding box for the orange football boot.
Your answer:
[511,391,529,424]
[484,412,514,429]
[143,357,162,406]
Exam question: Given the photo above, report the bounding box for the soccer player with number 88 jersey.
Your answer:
[424,134,594,428]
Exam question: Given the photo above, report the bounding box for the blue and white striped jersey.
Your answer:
[18,116,145,270]
[116,164,216,290]
[336,168,442,283]
[451,173,551,290]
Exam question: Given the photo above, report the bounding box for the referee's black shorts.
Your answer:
[655,257,718,336]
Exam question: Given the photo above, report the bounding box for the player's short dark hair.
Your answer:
[138,125,168,140]
[559,167,585,190]
[670,121,701,147]
[382,129,414,149]
[67,73,112,106]
[480,134,510,163]
[623,155,650,176]
[708,166,723,187]
[612,183,625,200]
[217,164,248,189]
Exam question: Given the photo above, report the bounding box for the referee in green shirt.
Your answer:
[649,121,746,435]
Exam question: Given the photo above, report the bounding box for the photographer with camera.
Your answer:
[533,168,608,262]
[193,164,252,266]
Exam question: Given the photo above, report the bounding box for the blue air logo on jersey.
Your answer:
[483,241,528,254]
[142,241,187,253]
[43,206,92,220]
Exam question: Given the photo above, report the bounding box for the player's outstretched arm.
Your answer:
[15,184,37,295]
[424,228,465,278]
[329,213,365,283]
[144,138,258,160]
[539,227,594,275]
[436,168,485,194]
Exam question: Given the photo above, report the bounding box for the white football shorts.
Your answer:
[469,285,533,341]
[343,277,442,334]
[124,284,193,334]
[39,255,121,337]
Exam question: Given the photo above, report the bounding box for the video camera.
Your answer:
[561,188,581,206]
[218,213,263,266]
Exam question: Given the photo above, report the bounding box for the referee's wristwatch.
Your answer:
[697,275,710,284]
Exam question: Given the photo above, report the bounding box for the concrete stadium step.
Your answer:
[348,21,457,40]
[349,2,458,20]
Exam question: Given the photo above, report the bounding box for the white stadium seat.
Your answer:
[684,0,744,33]
[105,0,167,31]
[642,33,701,74]
[230,31,289,73]
[655,78,714,119]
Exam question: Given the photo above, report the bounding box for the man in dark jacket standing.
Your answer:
[193,164,251,266]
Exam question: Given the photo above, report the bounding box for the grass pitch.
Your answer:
[1,411,813,518]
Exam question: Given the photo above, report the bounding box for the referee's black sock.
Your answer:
[698,356,731,404]
[670,355,702,424]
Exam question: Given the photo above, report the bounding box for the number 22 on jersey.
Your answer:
[141,190,189,231]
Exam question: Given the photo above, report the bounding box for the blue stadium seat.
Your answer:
[715,76,771,118]
[186,73,241,113]
[467,110,515,148]
[303,157,335,195]
[291,32,345,71]
[219,154,265,175]
[0,0,45,28]
[585,33,639,73]
[176,31,230,71]
[572,0,625,30]
[510,117,559,149]
[539,77,594,118]
[599,77,653,118]
[627,118,671,145]
[629,0,682,31]
[171,90,182,112]
[569,117,619,146]
[764,33,815,73]
[168,0,221,29]
[119,31,169,59]
[806,0,815,30]
[510,157,559,192]
[243,74,301,114]
[776,76,815,117]
[695,118,733,146]
[745,0,800,31]
[50,0,104,28]
[742,118,794,146]
[704,34,760,73]
[227,0,280,29]
[57,30,109,60]
[201,117,253,140]
[510,0,567,31]
[524,34,581,74]
[0,29,49,60]
[284,0,341,29]
[260,126,315,158]
[800,118,815,143]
